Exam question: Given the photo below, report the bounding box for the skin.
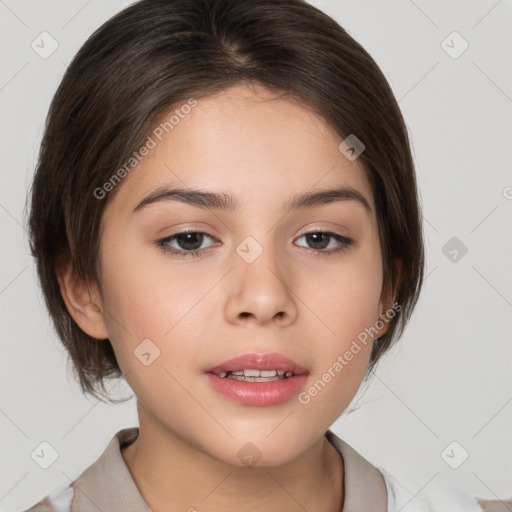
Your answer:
[58,82,394,512]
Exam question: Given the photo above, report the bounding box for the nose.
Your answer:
[224,240,298,327]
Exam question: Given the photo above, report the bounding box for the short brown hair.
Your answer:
[27,0,424,403]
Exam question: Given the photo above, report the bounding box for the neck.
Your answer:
[121,408,344,512]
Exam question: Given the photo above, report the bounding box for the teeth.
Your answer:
[214,368,295,380]
[228,375,281,382]
[243,369,261,377]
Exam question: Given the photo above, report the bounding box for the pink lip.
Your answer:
[205,352,309,375]
[204,352,309,407]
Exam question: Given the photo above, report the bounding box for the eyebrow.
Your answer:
[132,185,372,215]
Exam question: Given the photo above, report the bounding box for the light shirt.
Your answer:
[22,427,502,511]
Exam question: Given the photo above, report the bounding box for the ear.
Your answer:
[56,259,110,340]
[376,260,402,338]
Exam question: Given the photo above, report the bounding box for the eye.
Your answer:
[155,230,353,259]
[156,230,218,258]
[295,231,353,255]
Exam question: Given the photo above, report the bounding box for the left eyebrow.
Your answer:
[132,185,372,214]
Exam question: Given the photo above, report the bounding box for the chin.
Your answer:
[205,431,315,469]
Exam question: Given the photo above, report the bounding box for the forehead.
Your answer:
[105,83,374,216]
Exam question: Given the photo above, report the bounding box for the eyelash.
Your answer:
[155,229,353,259]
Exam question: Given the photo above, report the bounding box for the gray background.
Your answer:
[1,0,511,510]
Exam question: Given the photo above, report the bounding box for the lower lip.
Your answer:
[204,373,309,406]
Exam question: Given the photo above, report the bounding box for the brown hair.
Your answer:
[27,0,424,403]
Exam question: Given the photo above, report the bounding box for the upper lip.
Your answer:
[206,352,309,375]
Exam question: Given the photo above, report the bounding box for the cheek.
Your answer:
[100,228,208,329]
[97,236,210,376]
[298,246,382,411]
[98,262,206,415]
[298,278,377,423]
[305,247,383,344]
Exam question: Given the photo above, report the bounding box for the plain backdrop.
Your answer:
[1,0,511,510]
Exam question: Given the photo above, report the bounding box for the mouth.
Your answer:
[211,368,297,382]
[204,352,309,406]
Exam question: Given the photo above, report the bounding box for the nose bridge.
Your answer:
[226,232,296,324]
[235,232,283,285]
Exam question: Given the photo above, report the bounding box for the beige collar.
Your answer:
[71,427,387,511]
[72,427,150,511]
[325,430,388,511]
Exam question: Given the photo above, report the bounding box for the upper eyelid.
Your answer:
[164,228,348,237]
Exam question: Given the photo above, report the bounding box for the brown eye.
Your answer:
[295,231,353,254]
[173,232,206,251]
[156,231,217,257]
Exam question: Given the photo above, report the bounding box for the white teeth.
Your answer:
[217,368,293,382]
[243,369,261,377]
[229,375,281,382]
[214,368,295,380]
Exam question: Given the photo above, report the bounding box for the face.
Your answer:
[94,83,390,466]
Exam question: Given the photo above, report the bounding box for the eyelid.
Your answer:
[295,222,351,236]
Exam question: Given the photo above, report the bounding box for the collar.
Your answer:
[325,430,388,511]
[71,427,149,511]
[71,427,387,511]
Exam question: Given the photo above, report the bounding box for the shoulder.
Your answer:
[325,429,511,512]
[18,427,142,512]
[478,499,512,512]
[18,483,75,512]
[380,463,511,512]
